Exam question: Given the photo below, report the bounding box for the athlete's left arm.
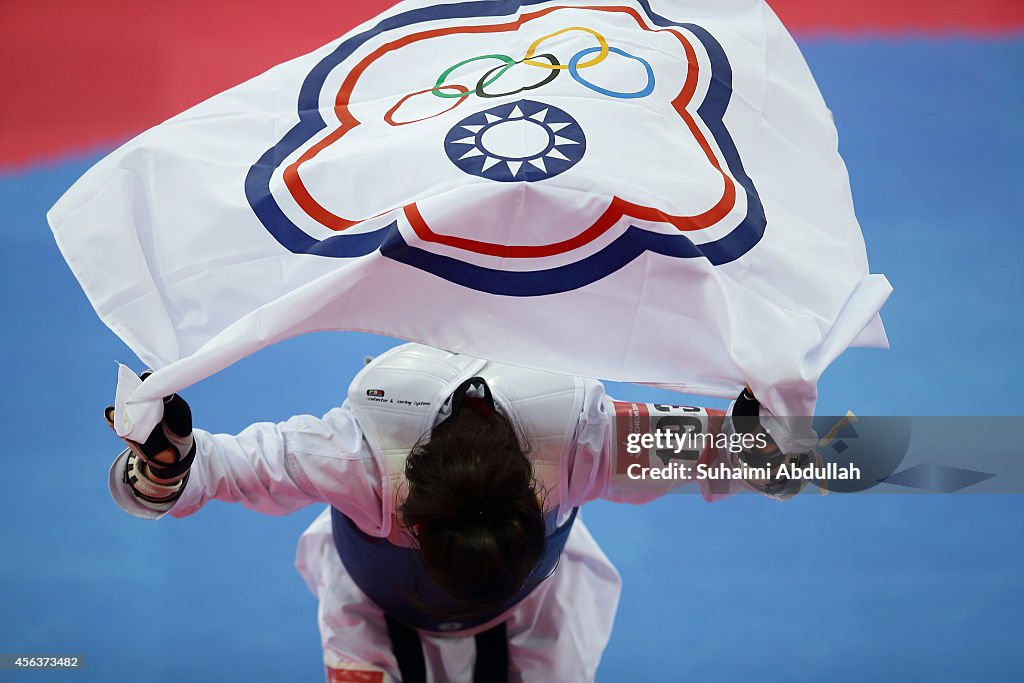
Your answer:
[567,381,811,506]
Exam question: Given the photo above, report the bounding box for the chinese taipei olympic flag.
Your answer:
[50,0,891,443]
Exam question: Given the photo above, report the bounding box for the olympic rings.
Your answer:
[523,26,609,70]
[476,54,560,99]
[568,46,655,99]
[432,54,515,99]
[385,85,469,126]
[386,25,656,126]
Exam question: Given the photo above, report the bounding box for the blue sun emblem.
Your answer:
[443,99,586,182]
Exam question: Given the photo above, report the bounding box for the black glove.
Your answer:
[728,387,810,500]
[105,372,195,503]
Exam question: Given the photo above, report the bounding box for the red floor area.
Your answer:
[770,0,1023,33]
[2,0,1021,169]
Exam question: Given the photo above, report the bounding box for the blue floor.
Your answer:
[1,38,1022,681]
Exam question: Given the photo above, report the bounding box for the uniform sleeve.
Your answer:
[108,401,389,533]
[564,382,743,506]
[564,380,669,506]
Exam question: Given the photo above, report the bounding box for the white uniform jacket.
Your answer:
[107,343,724,681]
[108,344,662,526]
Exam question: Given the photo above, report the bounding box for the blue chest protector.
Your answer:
[330,505,577,632]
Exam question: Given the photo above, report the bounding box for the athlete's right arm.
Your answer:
[107,400,386,530]
[568,382,812,506]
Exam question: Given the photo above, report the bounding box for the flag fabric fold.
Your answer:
[50,0,890,443]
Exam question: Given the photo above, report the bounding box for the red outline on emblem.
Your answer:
[282,5,737,257]
[383,84,469,126]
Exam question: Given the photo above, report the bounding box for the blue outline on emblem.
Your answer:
[244,0,766,296]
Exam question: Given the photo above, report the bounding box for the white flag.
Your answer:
[49,0,890,442]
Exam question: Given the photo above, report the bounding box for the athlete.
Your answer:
[105,343,809,683]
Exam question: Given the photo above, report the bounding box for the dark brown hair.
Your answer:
[400,409,546,619]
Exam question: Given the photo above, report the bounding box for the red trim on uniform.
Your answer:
[326,667,385,683]
[612,400,649,476]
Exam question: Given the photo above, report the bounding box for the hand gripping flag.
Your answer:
[49,0,891,444]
